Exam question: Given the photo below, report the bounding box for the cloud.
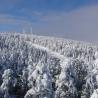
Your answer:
[0,14,31,26]
[30,5,98,44]
[0,4,98,44]
[0,14,32,33]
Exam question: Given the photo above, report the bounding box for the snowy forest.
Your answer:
[0,33,98,98]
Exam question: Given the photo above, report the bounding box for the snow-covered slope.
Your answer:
[0,33,98,98]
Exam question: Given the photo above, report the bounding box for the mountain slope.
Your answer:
[0,33,98,98]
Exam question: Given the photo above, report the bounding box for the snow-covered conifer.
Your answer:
[0,69,16,98]
[25,60,52,98]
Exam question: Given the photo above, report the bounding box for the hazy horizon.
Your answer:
[0,0,98,44]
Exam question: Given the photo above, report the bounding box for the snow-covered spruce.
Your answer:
[90,89,98,98]
[0,33,98,98]
[25,61,52,98]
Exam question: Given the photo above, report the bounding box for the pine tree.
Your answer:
[0,69,16,98]
[25,61,52,98]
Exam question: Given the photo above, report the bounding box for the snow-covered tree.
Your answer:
[71,59,88,98]
[55,58,77,98]
[90,89,98,98]
[25,61,52,98]
[0,69,16,98]
[0,33,98,98]
[21,67,28,93]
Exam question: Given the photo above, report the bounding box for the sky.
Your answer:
[0,0,98,44]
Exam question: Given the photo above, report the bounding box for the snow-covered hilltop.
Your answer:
[0,33,98,98]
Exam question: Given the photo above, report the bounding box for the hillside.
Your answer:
[0,33,98,98]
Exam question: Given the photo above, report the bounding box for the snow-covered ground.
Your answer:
[0,33,98,98]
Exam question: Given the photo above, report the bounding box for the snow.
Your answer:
[90,89,98,98]
[0,33,98,98]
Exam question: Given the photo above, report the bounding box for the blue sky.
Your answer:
[0,0,98,44]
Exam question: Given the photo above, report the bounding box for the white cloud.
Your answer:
[0,14,30,25]
[31,5,98,44]
[0,5,98,44]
